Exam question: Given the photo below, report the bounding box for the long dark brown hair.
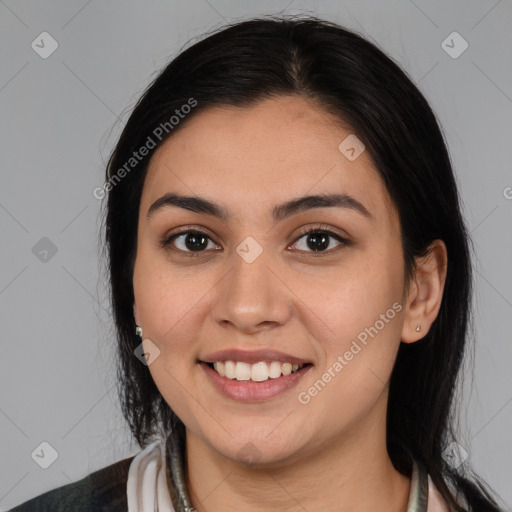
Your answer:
[101,15,503,511]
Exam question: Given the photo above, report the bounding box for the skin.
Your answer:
[132,95,447,511]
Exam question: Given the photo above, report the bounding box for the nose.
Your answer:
[211,247,292,335]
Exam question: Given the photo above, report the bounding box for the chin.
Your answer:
[205,428,311,467]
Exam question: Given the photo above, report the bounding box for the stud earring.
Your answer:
[415,325,421,332]
[135,325,143,338]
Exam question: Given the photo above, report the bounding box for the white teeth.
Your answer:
[224,360,236,379]
[210,360,304,381]
[268,361,282,378]
[235,362,251,381]
[281,363,292,376]
[213,361,226,377]
[251,361,269,381]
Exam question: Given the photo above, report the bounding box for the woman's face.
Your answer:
[133,95,408,465]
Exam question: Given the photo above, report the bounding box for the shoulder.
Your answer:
[8,455,135,512]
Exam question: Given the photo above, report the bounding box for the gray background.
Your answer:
[1,0,511,509]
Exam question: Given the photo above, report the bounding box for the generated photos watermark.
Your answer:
[297,301,403,405]
[93,97,198,200]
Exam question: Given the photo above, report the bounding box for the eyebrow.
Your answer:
[147,192,372,222]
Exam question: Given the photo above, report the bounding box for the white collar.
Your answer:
[127,439,177,512]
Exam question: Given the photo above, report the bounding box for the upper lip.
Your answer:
[201,349,312,365]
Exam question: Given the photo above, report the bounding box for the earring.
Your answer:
[415,325,421,332]
[135,325,143,338]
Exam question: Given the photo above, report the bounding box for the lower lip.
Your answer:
[200,362,312,402]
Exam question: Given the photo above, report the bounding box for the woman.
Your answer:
[10,15,504,512]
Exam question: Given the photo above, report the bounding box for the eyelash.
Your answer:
[159,224,351,258]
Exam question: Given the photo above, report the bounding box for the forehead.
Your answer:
[142,96,396,223]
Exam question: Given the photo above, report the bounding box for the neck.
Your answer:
[183,402,411,512]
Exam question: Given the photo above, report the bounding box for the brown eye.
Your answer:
[161,229,220,256]
[291,225,351,254]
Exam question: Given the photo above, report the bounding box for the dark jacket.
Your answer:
[8,456,135,511]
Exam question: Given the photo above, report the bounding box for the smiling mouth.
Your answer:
[202,360,313,382]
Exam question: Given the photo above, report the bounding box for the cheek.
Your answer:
[133,254,208,428]
[300,251,402,342]
[297,277,403,435]
[299,247,404,401]
[134,247,196,333]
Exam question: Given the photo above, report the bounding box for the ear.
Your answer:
[133,303,140,325]
[401,239,448,343]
